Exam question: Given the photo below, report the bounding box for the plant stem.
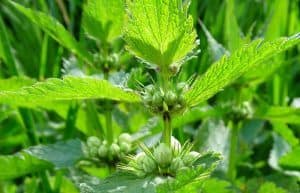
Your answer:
[104,71,114,144]
[105,108,113,144]
[162,112,172,146]
[227,121,240,182]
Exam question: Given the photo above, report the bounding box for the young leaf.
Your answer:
[11,2,94,65]
[0,153,52,180]
[0,76,141,107]
[82,0,125,43]
[124,0,198,68]
[185,33,300,107]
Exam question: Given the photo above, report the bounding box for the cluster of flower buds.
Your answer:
[224,101,253,121]
[94,52,120,71]
[83,133,133,162]
[120,138,201,177]
[142,83,189,114]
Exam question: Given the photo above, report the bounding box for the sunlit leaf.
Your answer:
[185,33,300,107]
[0,76,141,107]
[124,0,198,68]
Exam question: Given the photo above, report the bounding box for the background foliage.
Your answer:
[0,0,299,193]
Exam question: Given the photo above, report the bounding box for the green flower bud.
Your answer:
[142,156,157,173]
[102,140,108,146]
[110,143,120,156]
[170,157,184,173]
[153,143,173,168]
[131,152,146,171]
[89,146,98,157]
[119,142,131,153]
[144,85,155,95]
[152,92,163,106]
[118,133,132,144]
[87,136,101,148]
[183,151,200,166]
[135,152,147,166]
[143,94,152,105]
[165,91,177,105]
[171,137,181,156]
[98,144,108,158]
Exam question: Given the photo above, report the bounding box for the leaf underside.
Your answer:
[185,33,300,107]
[0,139,83,180]
[124,0,198,67]
[25,139,84,169]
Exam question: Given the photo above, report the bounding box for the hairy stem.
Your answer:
[162,112,172,146]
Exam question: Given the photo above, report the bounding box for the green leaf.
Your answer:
[124,0,198,67]
[11,2,93,65]
[269,133,300,177]
[271,122,299,147]
[201,178,231,193]
[0,153,52,180]
[79,173,156,193]
[258,182,288,193]
[25,139,84,169]
[0,139,83,180]
[185,33,300,107]
[0,76,141,107]
[0,77,36,91]
[194,119,230,171]
[279,146,300,171]
[225,0,243,51]
[199,21,229,62]
[256,106,300,125]
[82,0,125,43]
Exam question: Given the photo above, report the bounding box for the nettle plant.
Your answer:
[0,0,299,193]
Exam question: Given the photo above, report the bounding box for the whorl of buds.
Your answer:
[120,138,201,177]
[142,83,188,115]
[83,133,133,162]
